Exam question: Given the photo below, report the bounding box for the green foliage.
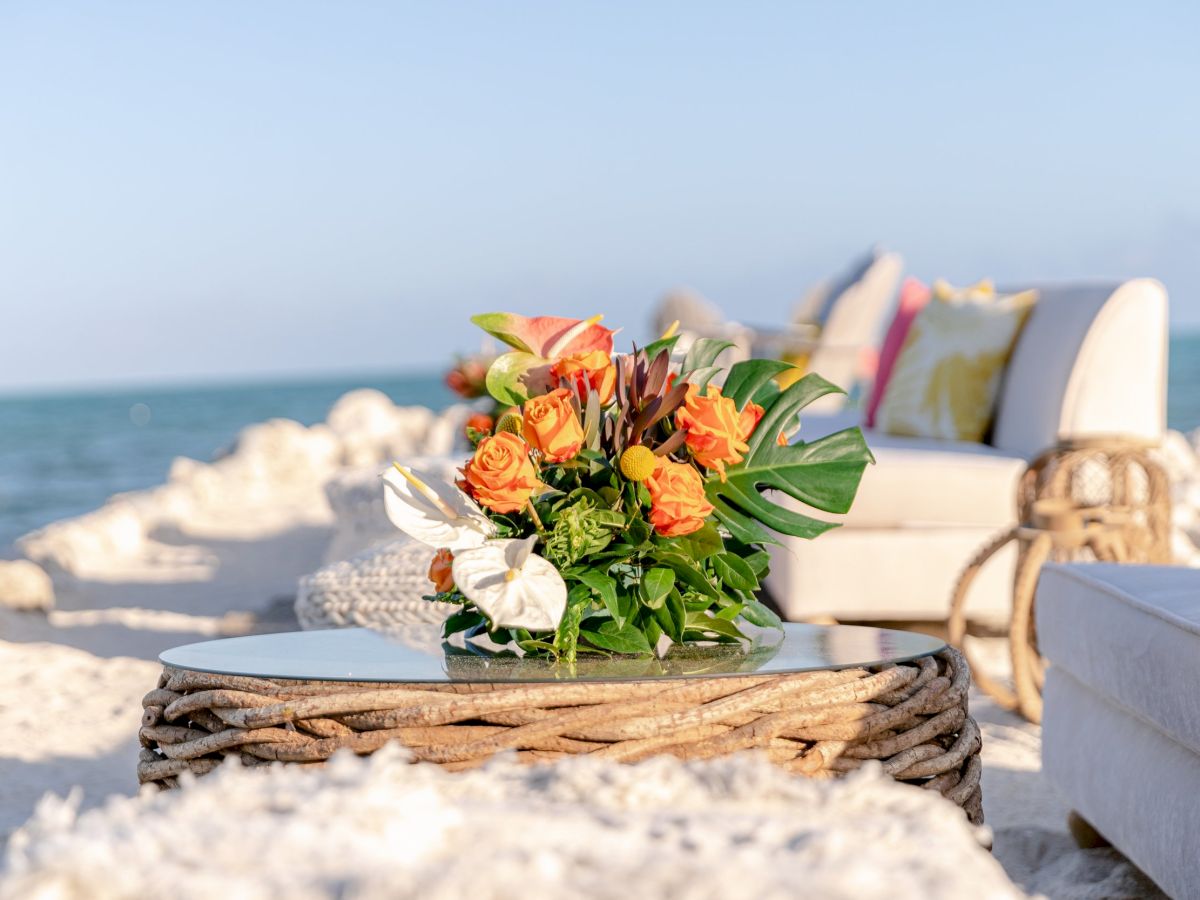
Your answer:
[706,370,874,544]
[433,317,874,663]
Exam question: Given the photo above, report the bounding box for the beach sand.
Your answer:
[2,392,1186,896]
[0,520,1166,898]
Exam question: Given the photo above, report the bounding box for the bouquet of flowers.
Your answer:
[384,312,871,661]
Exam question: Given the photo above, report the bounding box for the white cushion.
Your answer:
[1043,669,1200,900]
[765,525,1016,622]
[992,279,1167,457]
[795,412,1026,528]
[1037,563,1200,756]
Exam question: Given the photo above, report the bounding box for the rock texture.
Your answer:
[0,560,54,611]
[14,394,476,580]
[1,748,1019,900]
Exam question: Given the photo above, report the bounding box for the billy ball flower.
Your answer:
[619,445,657,482]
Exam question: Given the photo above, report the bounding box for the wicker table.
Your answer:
[139,624,983,823]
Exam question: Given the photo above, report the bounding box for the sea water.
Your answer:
[1,335,1198,553]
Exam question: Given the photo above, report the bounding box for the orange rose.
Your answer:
[522,388,585,463]
[428,548,454,593]
[461,432,540,513]
[550,350,616,405]
[675,384,749,479]
[645,458,715,537]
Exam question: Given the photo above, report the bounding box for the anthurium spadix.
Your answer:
[451,535,567,632]
[382,463,495,550]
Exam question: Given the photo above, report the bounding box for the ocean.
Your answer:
[2,336,1199,553]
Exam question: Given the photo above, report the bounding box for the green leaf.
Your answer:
[625,517,652,548]
[442,608,483,638]
[655,521,723,560]
[641,333,681,361]
[739,599,783,629]
[580,621,653,655]
[657,552,720,598]
[681,338,735,375]
[553,599,585,664]
[712,553,758,592]
[688,365,722,390]
[576,570,620,623]
[485,350,542,406]
[706,373,873,543]
[684,611,747,642]
[742,550,771,577]
[638,567,675,609]
[721,359,795,408]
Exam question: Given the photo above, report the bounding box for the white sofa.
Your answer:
[764,279,1168,623]
[1037,562,1200,899]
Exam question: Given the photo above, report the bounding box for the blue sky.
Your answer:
[2,2,1198,391]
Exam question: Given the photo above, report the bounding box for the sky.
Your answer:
[2,2,1198,392]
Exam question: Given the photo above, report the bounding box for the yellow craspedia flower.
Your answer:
[496,413,524,436]
[620,445,658,482]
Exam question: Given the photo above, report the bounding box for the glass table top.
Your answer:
[160,624,945,683]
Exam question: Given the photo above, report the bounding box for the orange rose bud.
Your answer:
[550,349,616,405]
[522,388,585,463]
[675,384,750,480]
[428,548,454,593]
[645,458,715,537]
[461,432,540,513]
[738,399,789,446]
[465,412,495,436]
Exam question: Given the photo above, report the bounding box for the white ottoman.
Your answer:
[1037,563,1200,899]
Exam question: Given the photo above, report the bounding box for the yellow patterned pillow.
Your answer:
[875,279,1037,442]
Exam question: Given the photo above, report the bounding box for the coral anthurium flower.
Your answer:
[382,464,495,550]
[471,313,617,406]
[428,548,455,593]
[550,349,616,405]
[644,458,715,537]
[472,313,615,358]
[451,536,567,631]
[461,432,540,514]
[522,388,585,463]
[675,384,750,480]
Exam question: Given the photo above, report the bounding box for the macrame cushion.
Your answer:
[296,539,450,631]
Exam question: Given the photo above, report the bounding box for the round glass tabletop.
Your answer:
[160,624,945,683]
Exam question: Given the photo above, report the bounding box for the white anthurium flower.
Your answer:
[451,535,567,632]
[381,463,495,551]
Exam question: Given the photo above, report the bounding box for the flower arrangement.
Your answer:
[384,312,872,661]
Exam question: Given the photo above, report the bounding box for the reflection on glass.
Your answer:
[160,623,946,684]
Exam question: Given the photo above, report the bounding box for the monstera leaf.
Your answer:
[706,362,874,545]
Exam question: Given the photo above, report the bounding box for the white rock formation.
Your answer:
[15,393,476,580]
[0,748,1019,900]
[0,560,55,610]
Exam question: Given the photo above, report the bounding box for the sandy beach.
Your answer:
[3,390,1195,896]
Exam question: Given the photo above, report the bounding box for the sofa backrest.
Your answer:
[808,251,903,394]
[991,279,1167,458]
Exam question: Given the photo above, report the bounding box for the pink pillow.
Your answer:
[865,277,931,428]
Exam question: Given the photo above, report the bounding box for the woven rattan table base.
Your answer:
[139,646,983,823]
